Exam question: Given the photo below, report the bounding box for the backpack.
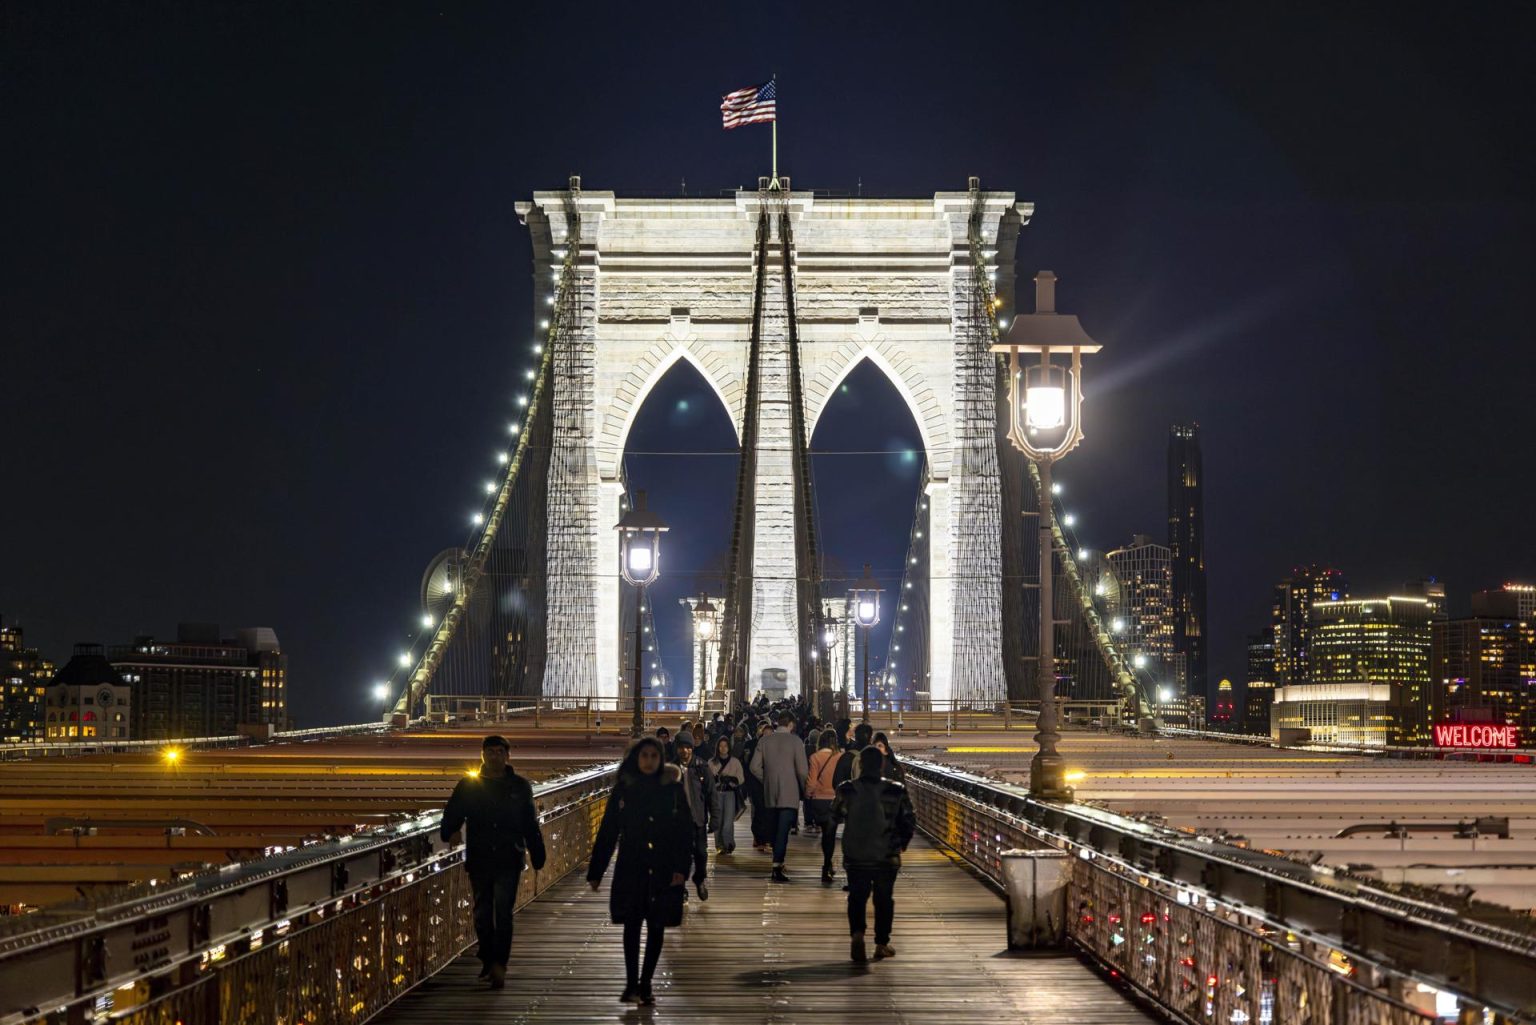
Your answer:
[841,781,893,866]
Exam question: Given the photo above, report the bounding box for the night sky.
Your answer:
[5,4,1532,727]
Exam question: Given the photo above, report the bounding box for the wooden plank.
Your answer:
[373,828,1163,1023]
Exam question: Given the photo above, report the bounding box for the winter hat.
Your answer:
[672,730,695,750]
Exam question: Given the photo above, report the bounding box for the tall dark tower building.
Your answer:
[1167,424,1208,718]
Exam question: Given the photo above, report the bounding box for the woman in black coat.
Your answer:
[872,732,906,783]
[587,737,694,1006]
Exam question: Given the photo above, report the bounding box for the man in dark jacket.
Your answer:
[440,735,547,988]
[671,731,714,901]
[832,746,916,963]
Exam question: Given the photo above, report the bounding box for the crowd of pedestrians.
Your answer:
[441,694,916,1006]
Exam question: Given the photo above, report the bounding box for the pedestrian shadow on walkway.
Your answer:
[730,961,873,986]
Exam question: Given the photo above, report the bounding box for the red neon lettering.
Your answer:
[1433,723,1520,749]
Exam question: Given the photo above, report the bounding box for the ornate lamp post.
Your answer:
[993,271,1101,799]
[616,490,668,738]
[692,594,717,713]
[849,565,883,724]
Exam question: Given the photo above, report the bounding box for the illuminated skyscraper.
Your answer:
[1472,583,1536,620]
[1433,616,1536,731]
[1272,566,1348,688]
[1244,629,1277,733]
[1310,596,1433,743]
[1106,534,1176,665]
[110,623,288,740]
[1167,425,1208,717]
[1,617,53,743]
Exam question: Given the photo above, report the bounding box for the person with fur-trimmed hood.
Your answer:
[832,746,916,963]
[587,737,694,1006]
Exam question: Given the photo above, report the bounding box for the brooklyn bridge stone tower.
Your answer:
[516,184,1030,706]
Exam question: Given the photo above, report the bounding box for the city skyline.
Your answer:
[4,5,1533,727]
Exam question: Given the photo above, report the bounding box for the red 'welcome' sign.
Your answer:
[1433,723,1521,749]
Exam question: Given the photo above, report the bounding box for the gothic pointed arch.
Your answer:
[596,338,744,480]
[803,339,953,477]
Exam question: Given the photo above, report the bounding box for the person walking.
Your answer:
[745,720,774,850]
[834,721,875,787]
[806,728,842,884]
[671,731,713,900]
[833,746,917,963]
[871,732,906,783]
[750,710,809,882]
[439,734,547,989]
[587,737,694,1006]
[707,735,745,854]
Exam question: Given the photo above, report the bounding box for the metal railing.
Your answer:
[902,757,1536,1024]
[0,763,617,1025]
[418,694,1126,734]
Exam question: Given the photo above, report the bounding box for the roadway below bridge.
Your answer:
[0,725,625,906]
[370,828,1161,1025]
[900,728,1536,915]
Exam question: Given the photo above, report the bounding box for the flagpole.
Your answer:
[771,72,779,189]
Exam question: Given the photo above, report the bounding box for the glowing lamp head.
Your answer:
[615,490,669,587]
[162,747,183,766]
[626,544,653,576]
[693,594,717,640]
[992,271,1101,461]
[373,683,390,702]
[1024,363,1068,430]
[850,564,884,628]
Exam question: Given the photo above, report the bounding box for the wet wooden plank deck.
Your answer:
[373,828,1164,1023]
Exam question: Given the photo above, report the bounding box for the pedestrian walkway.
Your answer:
[374,828,1161,1024]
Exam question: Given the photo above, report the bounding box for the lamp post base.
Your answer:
[1029,750,1073,801]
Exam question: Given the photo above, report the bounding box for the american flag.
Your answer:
[721,80,776,130]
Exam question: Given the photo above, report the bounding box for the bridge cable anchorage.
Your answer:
[391,181,584,719]
[964,182,1148,722]
[710,207,771,707]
